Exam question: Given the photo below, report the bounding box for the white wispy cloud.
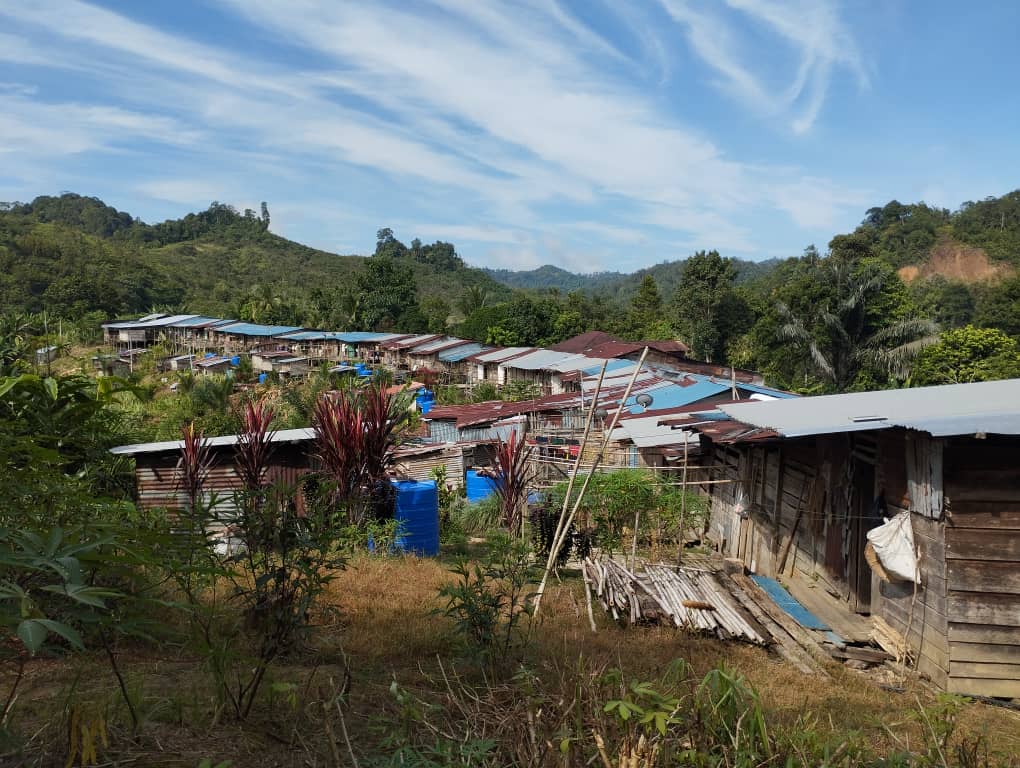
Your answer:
[0,0,870,268]
[659,0,866,134]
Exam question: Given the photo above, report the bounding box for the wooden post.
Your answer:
[777,474,811,576]
[676,435,689,569]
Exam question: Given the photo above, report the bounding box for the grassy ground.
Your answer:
[4,553,1019,767]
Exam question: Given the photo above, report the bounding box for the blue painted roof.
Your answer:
[170,315,223,328]
[216,322,303,337]
[279,331,338,341]
[335,332,401,342]
[735,382,799,399]
[438,343,487,362]
[580,358,634,376]
[623,377,730,414]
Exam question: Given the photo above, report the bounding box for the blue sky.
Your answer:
[1,1,1018,272]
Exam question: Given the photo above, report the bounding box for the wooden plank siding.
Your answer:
[702,429,1020,697]
[941,436,1020,698]
[875,512,950,688]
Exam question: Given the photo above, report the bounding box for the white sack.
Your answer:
[866,511,920,584]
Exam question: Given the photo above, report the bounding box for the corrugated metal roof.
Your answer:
[277,331,338,341]
[720,379,1020,438]
[499,349,577,371]
[438,343,488,362]
[732,382,799,399]
[622,377,730,413]
[382,334,443,350]
[112,427,316,455]
[549,331,621,353]
[215,322,303,337]
[336,332,405,342]
[104,314,199,330]
[408,336,469,354]
[168,315,223,328]
[579,358,635,376]
[471,346,536,363]
[609,412,696,447]
[546,354,603,373]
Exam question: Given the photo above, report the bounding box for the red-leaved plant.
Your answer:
[235,399,276,493]
[492,428,534,537]
[312,385,410,524]
[177,420,212,515]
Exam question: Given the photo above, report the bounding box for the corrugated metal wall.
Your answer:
[393,448,465,485]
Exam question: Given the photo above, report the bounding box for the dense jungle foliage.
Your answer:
[5,190,1020,393]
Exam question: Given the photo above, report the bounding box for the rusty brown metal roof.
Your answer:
[548,330,621,354]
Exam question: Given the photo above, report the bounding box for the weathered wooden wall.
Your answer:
[943,437,1020,698]
[135,444,311,513]
[704,428,1020,697]
[874,513,949,689]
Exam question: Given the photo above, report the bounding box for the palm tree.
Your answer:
[778,258,938,391]
[456,285,489,317]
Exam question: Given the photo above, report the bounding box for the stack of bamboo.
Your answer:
[583,557,770,645]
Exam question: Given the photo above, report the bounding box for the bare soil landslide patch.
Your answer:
[898,237,1014,283]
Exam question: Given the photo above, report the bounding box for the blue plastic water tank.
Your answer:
[465,470,500,503]
[391,479,439,556]
[230,355,240,366]
[419,400,433,414]
[258,372,267,384]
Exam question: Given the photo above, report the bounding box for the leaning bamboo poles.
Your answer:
[583,557,769,645]
[533,349,649,617]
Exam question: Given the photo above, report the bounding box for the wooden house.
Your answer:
[468,347,536,386]
[405,337,473,372]
[379,334,443,369]
[194,355,233,376]
[688,380,1020,698]
[102,314,200,352]
[275,331,344,362]
[335,332,409,362]
[436,342,489,381]
[111,430,483,515]
[210,323,304,355]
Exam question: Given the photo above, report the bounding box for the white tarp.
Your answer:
[866,511,920,583]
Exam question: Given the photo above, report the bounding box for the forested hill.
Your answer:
[0,194,508,328]
[485,257,779,300]
[486,191,1020,299]
[482,265,626,293]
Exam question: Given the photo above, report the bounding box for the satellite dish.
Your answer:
[635,393,653,408]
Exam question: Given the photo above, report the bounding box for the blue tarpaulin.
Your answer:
[750,575,829,631]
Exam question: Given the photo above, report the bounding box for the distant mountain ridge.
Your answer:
[484,257,781,299]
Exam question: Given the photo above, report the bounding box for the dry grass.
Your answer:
[3,552,1020,766]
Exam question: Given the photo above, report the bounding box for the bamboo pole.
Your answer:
[534,349,648,616]
[533,360,608,605]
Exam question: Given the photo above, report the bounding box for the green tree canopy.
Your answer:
[671,250,742,362]
[910,325,1020,386]
[626,275,664,339]
[355,256,426,332]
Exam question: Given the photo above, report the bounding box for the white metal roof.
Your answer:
[546,354,604,373]
[609,414,699,447]
[111,427,316,456]
[720,378,1020,438]
[473,347,535,363]
[498,349,577,371]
